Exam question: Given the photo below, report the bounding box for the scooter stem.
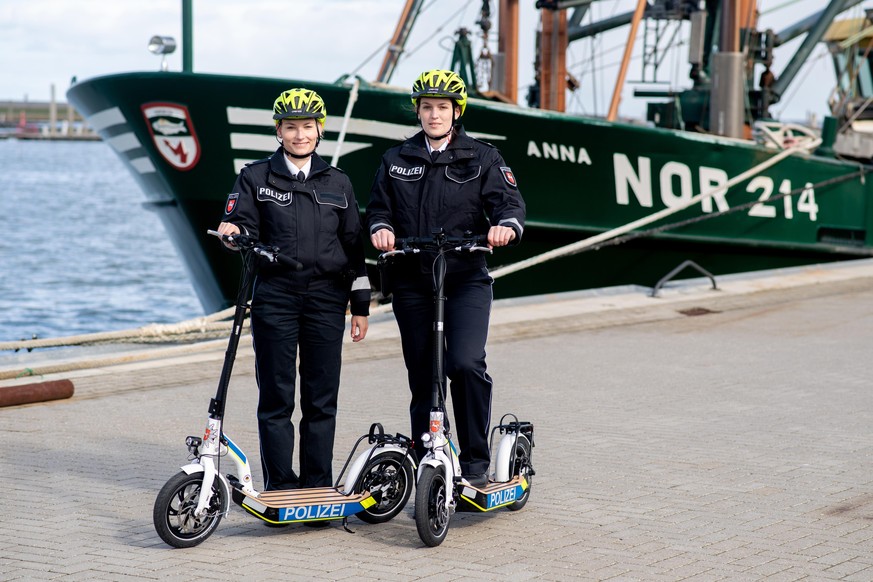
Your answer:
[431,250,447,409]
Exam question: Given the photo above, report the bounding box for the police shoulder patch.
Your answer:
[225,193,239,214]
[499,167,518,188]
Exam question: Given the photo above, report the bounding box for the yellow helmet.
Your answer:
[272,88,327,127]
[411,69,468,116]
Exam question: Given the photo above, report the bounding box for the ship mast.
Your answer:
[497,0,520,103]
[606,0,647,121]
[376,0,426,83]
[709,0,748,137]
[180,0,193,72]
[539,5,568,111]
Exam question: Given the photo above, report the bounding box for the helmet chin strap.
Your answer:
[426,127,453,141]
[419,110,458,142]
[276,131,322,159]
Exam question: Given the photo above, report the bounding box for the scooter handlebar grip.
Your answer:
[277,254,303,271]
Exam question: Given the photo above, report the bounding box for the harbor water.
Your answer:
[0,139,203,343]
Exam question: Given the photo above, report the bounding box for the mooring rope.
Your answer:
[331,76,360,167]
[0,310,238,352]
[0,339,238,381]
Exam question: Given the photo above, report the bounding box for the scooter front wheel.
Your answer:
[153,471,228,548]
[355,451,414,524]
[414,464,451,547]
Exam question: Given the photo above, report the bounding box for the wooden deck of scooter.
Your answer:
[231,486,376,524]
[457,475,529,512]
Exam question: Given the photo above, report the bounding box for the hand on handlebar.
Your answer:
[207,228,303,271]
[370,228,395,252]
[216,222,241,248]
[487,225,516,248]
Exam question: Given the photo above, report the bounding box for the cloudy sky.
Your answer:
[0,0,866,122]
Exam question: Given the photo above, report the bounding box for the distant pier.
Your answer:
[0,83,99,141]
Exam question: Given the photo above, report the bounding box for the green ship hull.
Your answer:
[68,72,873,314]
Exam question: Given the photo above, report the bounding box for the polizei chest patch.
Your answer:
[257,187,292,206]
[389,164,425,181]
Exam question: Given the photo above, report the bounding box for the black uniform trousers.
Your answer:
[250,276,349,490]
[391,267,494,476]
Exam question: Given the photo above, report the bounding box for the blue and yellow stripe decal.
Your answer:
[223,434,247,465]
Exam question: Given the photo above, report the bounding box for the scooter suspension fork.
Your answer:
[194,417,222,516]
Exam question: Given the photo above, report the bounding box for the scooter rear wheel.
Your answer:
[508,434,533,511]
[355,451,414,524]
[414,464,451,547]
[153,471,227,548]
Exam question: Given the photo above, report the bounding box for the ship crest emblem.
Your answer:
[141,102,201,171]
[499,167,517,187]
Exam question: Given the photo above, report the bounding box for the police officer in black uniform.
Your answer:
[366,70,525,488]
[217,88,370,493]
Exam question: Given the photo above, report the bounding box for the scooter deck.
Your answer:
[458,475,529,512]
[231,486,376,524]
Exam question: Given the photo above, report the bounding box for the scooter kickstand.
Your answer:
[342,516,356,534]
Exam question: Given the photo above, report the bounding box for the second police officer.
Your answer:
[367,70,526,488]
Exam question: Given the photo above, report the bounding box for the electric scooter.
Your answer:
[378,231,535,547]
[153,230,416,548]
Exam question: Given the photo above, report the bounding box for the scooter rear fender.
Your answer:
[343,444,414,494]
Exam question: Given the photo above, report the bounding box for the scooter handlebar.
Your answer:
[380,234,492,260]
[207,230,303,271]
[395,234,488,247]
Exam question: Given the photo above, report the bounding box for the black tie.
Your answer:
[297,171,305,182]
[430,150,440,163]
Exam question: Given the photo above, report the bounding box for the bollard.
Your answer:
[0,380,74,407]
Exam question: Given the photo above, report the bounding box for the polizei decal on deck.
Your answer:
[280,503,352,521]
[460,479,528,511]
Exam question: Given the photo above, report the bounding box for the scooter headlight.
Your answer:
[186,436,202,455]
[420,432,433,449]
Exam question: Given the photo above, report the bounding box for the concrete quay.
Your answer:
[2,259,873,580]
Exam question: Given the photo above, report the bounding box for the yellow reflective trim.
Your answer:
[459,494,488,511]
[459,493,515,512]
[242,504,273,522]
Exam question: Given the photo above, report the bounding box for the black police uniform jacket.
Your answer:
[366,126,526,277]
[221,148,370,316]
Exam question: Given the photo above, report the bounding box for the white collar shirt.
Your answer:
[284,156,312,180]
